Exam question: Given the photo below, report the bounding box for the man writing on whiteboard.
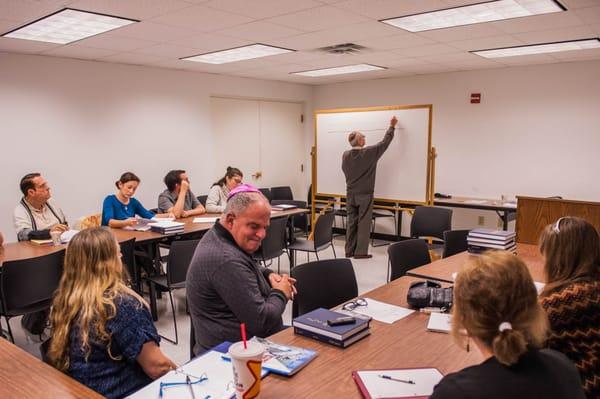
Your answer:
[342,116,397,259]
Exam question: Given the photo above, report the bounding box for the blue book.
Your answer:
[294,327,371,348]
[292,308,370,340]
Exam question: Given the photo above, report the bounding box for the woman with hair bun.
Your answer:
[430,251,585,399]
[205,167,243,213]
[539,216,600,399]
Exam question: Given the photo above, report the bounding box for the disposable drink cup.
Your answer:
[228,341,265,399]
[50,230,62,245]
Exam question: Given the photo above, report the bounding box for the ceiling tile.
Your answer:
[492,53,557,66]
[204,0,322,19]
[68,0,193,20]
[214,21,304,42]
[448,35,523,51]
[416,52,482,63]
[515,25,595,45]
[134,43,205,58]
[550,47,600,60]
[42,45,119,60]
[0,19,20,33]
[416,23,506,43]
[393,43,461,57]
[333,0,450,20]
[266,6,370,32]
[559,0,600,9]
[100,52,169,65]
[0,37,60,54]
[355,32,436,50]
[0,0,66,23]
[77,34,159,52]
[106,21,199,42]
[149,5,254,32]
[573,5,600,24]
[490,10,585,34]
[167,32,252,52]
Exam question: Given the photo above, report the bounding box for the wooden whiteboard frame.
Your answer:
[312,104,434,214]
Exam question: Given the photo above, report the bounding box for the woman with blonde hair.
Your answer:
[47,227,175,398]
[539,216,600,399]
[430,251,585,399]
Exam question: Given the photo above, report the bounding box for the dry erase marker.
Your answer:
[419,307,444,314]
[378,374,415,384]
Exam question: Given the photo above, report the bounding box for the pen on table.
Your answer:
[186,375,197,399]
[419,307,444,314]
[378,374,415,384]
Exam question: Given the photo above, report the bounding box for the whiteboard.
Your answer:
[315,105,433,203]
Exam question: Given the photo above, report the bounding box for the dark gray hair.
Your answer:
[348,131,363,147]
[224,191,269,215]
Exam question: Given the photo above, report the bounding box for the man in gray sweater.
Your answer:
[342,116,397,259]
[186,185,295,355]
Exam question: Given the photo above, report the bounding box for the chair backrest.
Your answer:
[410,206,452,241]
[259,188,271,202]
[190,315,196,360]
[442,229,470,258]
[270,186,293,201]
[1,249,65,315]
[291,258,358,318]
[167,239,200,285]
[259,216,288,261]
[313,211,335,249]
[387,239,431,281]
[119,238,136,286]
[197,195,208,207]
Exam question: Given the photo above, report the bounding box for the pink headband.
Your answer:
[227,183,261,200]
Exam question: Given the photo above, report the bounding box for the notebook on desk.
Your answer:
[353,368,443,399]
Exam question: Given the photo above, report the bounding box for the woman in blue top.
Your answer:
[47,227,176,398]
[102,172,172,228]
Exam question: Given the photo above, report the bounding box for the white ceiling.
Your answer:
[1,0,599,85]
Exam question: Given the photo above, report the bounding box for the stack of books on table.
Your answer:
[467,228,516,254]
[292,308,370,348]
[148,220,185,235]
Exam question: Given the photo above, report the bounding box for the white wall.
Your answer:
[0,52,313,242]
[313,60,600,232]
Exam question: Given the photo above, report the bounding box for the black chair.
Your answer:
[410,206,453,248]
[259,188,271,202]
[197,195,208,207]
[442,229,470,258]
[270,186,293,201]
[190,316,196,360]
[144,239,200,345]
[387,239,431,282]
[253,216,289,273]
[119,238,138,292]
[370,200,397,247]
[291,258,358,318]
[288,211,336,267]
[0,250,64,342]
[271,199,308,236]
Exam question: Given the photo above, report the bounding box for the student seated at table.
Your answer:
[102,172,172,228]
[157,169,205,218]
[539,217,600,399]
[205,166,243,213]
[47,227,176,399]
[430,251,585,399]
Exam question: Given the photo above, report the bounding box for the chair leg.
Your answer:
[159,290,178,345]
[315,251,319,261]
[331,243,337,258]
[5,316,15,343]
[387,260,391,283]
[277,256,281,274]
[148,281,159,322]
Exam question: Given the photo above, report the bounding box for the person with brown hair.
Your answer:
[47,227,175,398]
[205,166,243,213]
[539,216,600,399]
[430,251,585,399]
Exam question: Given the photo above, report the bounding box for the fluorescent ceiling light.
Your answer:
[181,44,294,64]
[2,8,138,44]
[472,38,600,58]
[381,0,565,32]
[292,64,386,77]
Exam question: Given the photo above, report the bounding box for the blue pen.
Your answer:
[378,374,415,384]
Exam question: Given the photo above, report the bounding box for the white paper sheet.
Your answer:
[426,313,451,333]
[356,368,443,398]
[193,216,220,223]
[350,298,414,324]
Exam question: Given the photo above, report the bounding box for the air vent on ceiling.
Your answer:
[317,43,367,55]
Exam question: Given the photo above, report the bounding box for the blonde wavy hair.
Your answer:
[452,251,548,366]
[48,227,139,371]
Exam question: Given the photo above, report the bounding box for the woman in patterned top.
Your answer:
[47,227,176,398]
[539,216,600,399]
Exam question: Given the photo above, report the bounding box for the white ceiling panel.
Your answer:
[214,21,304,42]
[448,35,524,51]
[106,21,199,42]
[68,0,193,20]
[133,43,205,58]
[42,44,119,60]
[416,23,507,43]
[515,25,595,44]
[333,0,453,20]
[148,5,253,32]
[393,43,462,57]
[355,32,436,50]
[0,37,60,54]
[0,0,67,23]
[203,0,322,19]
[77,34,158,52]
[492,53,557,65]
[168,32,251,52]
[266,6,370,32]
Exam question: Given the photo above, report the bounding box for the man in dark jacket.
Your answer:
[342,116,397,259]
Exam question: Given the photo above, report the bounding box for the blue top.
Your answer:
[101,195,155,226]
[68,294,160,399]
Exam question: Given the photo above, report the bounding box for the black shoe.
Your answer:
[354,254,373,259]
[345,253,354,258]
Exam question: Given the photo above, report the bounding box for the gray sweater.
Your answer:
[186,222,287,354]
[341,126,395,195]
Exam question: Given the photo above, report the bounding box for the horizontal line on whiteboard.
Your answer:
[327,128,387,134]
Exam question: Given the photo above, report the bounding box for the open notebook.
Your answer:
[353,368,444,399]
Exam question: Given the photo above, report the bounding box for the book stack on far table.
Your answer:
[292,308,371,348]
[148,220,185,235]
[467,228,516,254]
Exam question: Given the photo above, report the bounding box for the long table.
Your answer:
[406,243,544,283]
[261,275,482,398]
[0,338,104,398]
[434,195,517,230]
